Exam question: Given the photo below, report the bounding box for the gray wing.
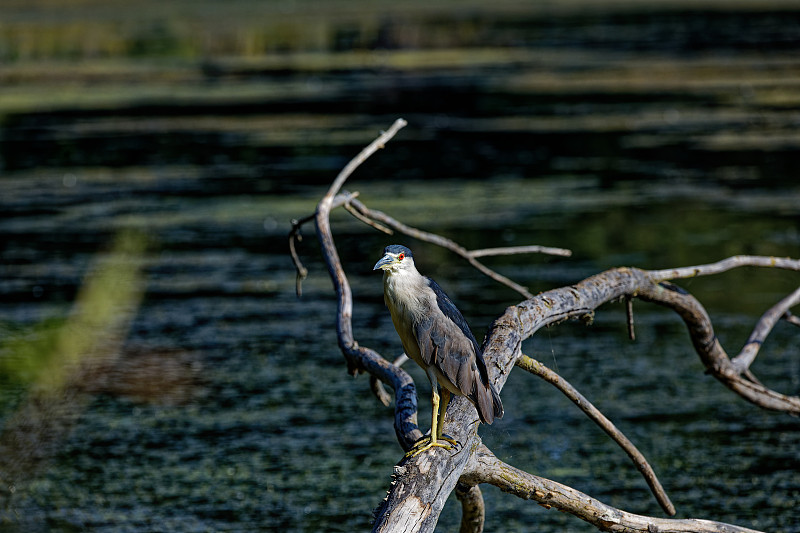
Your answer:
[427,278,488,381]
[427,279,482,355]
[414,277,503,423]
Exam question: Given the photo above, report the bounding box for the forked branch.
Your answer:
[636,279,800,414]
[515,354,675,515]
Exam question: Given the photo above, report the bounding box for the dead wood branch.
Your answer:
[648,255,800,281]
[370,354,409,408]
[493,266,800,416]
[293,188,565,300]
[344,197,540,299]
[461,446,762,533]
[469,245,572,258]
[312,119,422,449]
[636,279,800,414]
[731,286,800,373]
[626,295,636,340]
[455,482,485,533]
[515,354,675,515]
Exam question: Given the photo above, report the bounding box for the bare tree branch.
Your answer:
[293,177,570,301]
[455,482,485,533]
[343,192,394,235]
[636,279,800,414]
[370,354,409,408]
[346,197,538,299]
[288,217,310,296]
[469,245,572,258]
[290,191,360,296]
[731,286,800,373]
[515,354,675,516]
[626,295,636,340]
[312,119,423,449]
[462,446,762,533]
[648,255,800,281]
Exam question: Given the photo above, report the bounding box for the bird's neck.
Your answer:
[383,265,422,289]
[383,267,427,318]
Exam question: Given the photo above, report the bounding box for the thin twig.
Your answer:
[785,311,800,327]
[344,194,394,235]
[347,198,536,299]
[626,296,636,341]
[649,255,800,282]
[730,286,800,373]
[290,191,363,296]
[369,375,394,407]
[289,216,311,296]
[321,119,408,205]
[293,187,566,300]
[469,245,571,258]
[515,354,675,515]
[637,276,800,414]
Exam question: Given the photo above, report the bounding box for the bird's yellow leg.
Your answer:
[405,386,454,457]
[436,389,458,446]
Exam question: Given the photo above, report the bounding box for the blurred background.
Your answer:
[1,0,799,531]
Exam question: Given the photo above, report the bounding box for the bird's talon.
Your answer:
[410,435,429,447]
[440,434,459,447]
[404,437,453,458]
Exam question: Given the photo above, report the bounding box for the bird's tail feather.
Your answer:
[475,382,503,425]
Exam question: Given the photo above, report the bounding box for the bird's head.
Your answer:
[373,244,414,272]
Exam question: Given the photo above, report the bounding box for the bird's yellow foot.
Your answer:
[405,436,458,458]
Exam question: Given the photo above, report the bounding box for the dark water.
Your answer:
[1,1,800,531]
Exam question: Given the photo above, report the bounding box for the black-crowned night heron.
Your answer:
[374,244,503,457]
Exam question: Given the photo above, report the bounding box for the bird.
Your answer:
[373,244,503,457]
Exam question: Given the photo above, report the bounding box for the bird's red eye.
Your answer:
[398,253,405,261]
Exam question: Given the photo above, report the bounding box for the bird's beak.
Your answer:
[373,254,395,271]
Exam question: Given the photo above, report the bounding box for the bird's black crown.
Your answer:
[384,244,413,258]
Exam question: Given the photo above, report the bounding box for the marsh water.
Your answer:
[1,1,800,531]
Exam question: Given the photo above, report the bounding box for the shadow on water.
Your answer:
[0,1,799,531]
